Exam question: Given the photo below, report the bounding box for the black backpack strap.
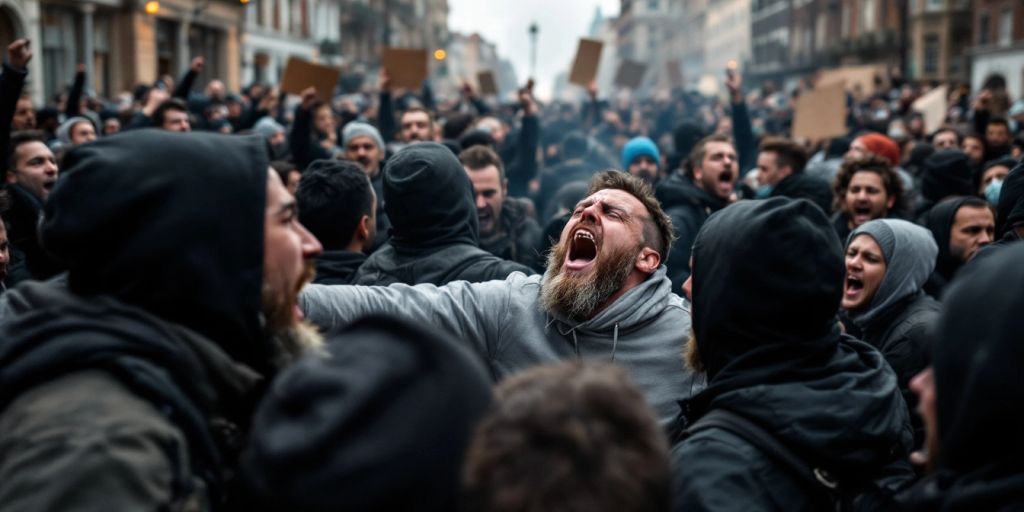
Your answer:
[684,409,840,501]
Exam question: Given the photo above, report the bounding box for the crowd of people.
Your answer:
[0,33,1023,510]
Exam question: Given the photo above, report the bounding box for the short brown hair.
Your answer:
[459,145,506,182]
[687,134,732,177]
[586,170,675,261]
[400,106,434,125]
[759,136,808,173]
[462,361,670,512]
[832,155,905,212]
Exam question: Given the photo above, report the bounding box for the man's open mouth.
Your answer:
[565,228,598,271]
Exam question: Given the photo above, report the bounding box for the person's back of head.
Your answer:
[561,131,588,161]
[241,315,493,512]
[383,142,479,250]
[463,360,670,512]
[296,159,374,252]
[759,136,808,174]
[689,198,844,379]
[921,150,974,205]
[995,160,1024,239]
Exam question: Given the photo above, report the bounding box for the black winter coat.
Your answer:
[655,172,726,291]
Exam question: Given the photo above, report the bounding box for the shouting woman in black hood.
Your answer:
[670,197,914,511]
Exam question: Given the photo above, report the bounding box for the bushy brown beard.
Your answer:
[540,235,641,322]
[261,262,324,368]
[683,327,704,374]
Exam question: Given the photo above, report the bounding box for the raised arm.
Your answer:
[0,39,31,163]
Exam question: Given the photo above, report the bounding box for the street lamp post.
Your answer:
[528,22,538,79]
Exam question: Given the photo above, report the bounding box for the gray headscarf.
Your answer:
[55,116,94,145]
[846,219,937,328]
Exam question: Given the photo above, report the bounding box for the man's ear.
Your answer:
[635,247,661,274]
[357,214,371,241]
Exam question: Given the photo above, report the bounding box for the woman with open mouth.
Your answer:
[841,218,940,450]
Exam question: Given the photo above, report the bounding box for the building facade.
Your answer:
[242,0,342,87]
[909,0,971,82]
[969,0,1024,99]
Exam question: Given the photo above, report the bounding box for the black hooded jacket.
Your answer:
[918,151,975,218]
[995,160,1024,240]
[2,183,64,284]
[923,197,973,297]
[312,250,366,285]
[0,130,279,509]
[896,244,1024,510]
[770,171,833,215]
[353,143,532,285]
[654,171,727,291]
[670,198,914,511]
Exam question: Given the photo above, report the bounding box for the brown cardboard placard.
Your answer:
[614,59,647,89]
[381,47,428,89]
[792,82,848,142]
[818,65,886,97]
[568,38,603,87]
[912,85,949,135]
[280,57,340,103]
[477,70,499,96]
[666,59,684,88]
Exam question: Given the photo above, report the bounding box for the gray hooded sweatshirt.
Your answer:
[301,266,696,425]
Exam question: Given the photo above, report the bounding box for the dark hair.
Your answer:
[931,127,963,145]
[459,145,505,182]
[400,106,434,125]
[7,130,47,174]
[153,98,189,127]
[687,134,732,177]
[296,159,374,250]
[987,117,1011,131]
[586,170,675,261]
[442,112,475,140]
[561,131,588,160]
[759,136,808,174]
[832,155,905,213]
[462,361,670,512]
[270,160,298,185]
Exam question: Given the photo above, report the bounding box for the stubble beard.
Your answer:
[540,236,641,322]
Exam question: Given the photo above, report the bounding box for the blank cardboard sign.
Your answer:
[569,38,603,87]
[614,59,647,89]
[477,70,499,96]
[281,57,340,102]
[912,85,949,135]
[792,82,848,142]
[381,47,428,89]
[666,60,684,88]
[818,65,885,97]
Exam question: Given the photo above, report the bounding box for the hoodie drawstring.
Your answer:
[611,323,619,362]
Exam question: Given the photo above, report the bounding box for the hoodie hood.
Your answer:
[55,116,94,145]
[847,219,937,328]
[996,160,1024,238]
[39,129,271,373]
[683,197,911,469]
[383,142,479,251]
[691,198,844,382]
[928,243,1024,507]
[923,196,973,282]
[240,315,492,511]
[921,150,974,204]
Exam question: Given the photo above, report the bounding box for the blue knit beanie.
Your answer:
[621,136,660,170]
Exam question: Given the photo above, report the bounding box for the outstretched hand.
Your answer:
[300,87,319,110]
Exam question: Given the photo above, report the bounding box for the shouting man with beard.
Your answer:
[301,171,695,425]
[0,130,323,509]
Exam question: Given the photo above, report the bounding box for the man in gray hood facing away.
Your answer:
[302,171,695,425]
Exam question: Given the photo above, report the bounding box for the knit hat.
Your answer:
[621,136,661,170]
[847,219,937,327]
[341,121,384,150]
[55,116,94,145]
[857,133,901,167]
[252,116,285,140]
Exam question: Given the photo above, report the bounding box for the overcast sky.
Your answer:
[447,0,620,100]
